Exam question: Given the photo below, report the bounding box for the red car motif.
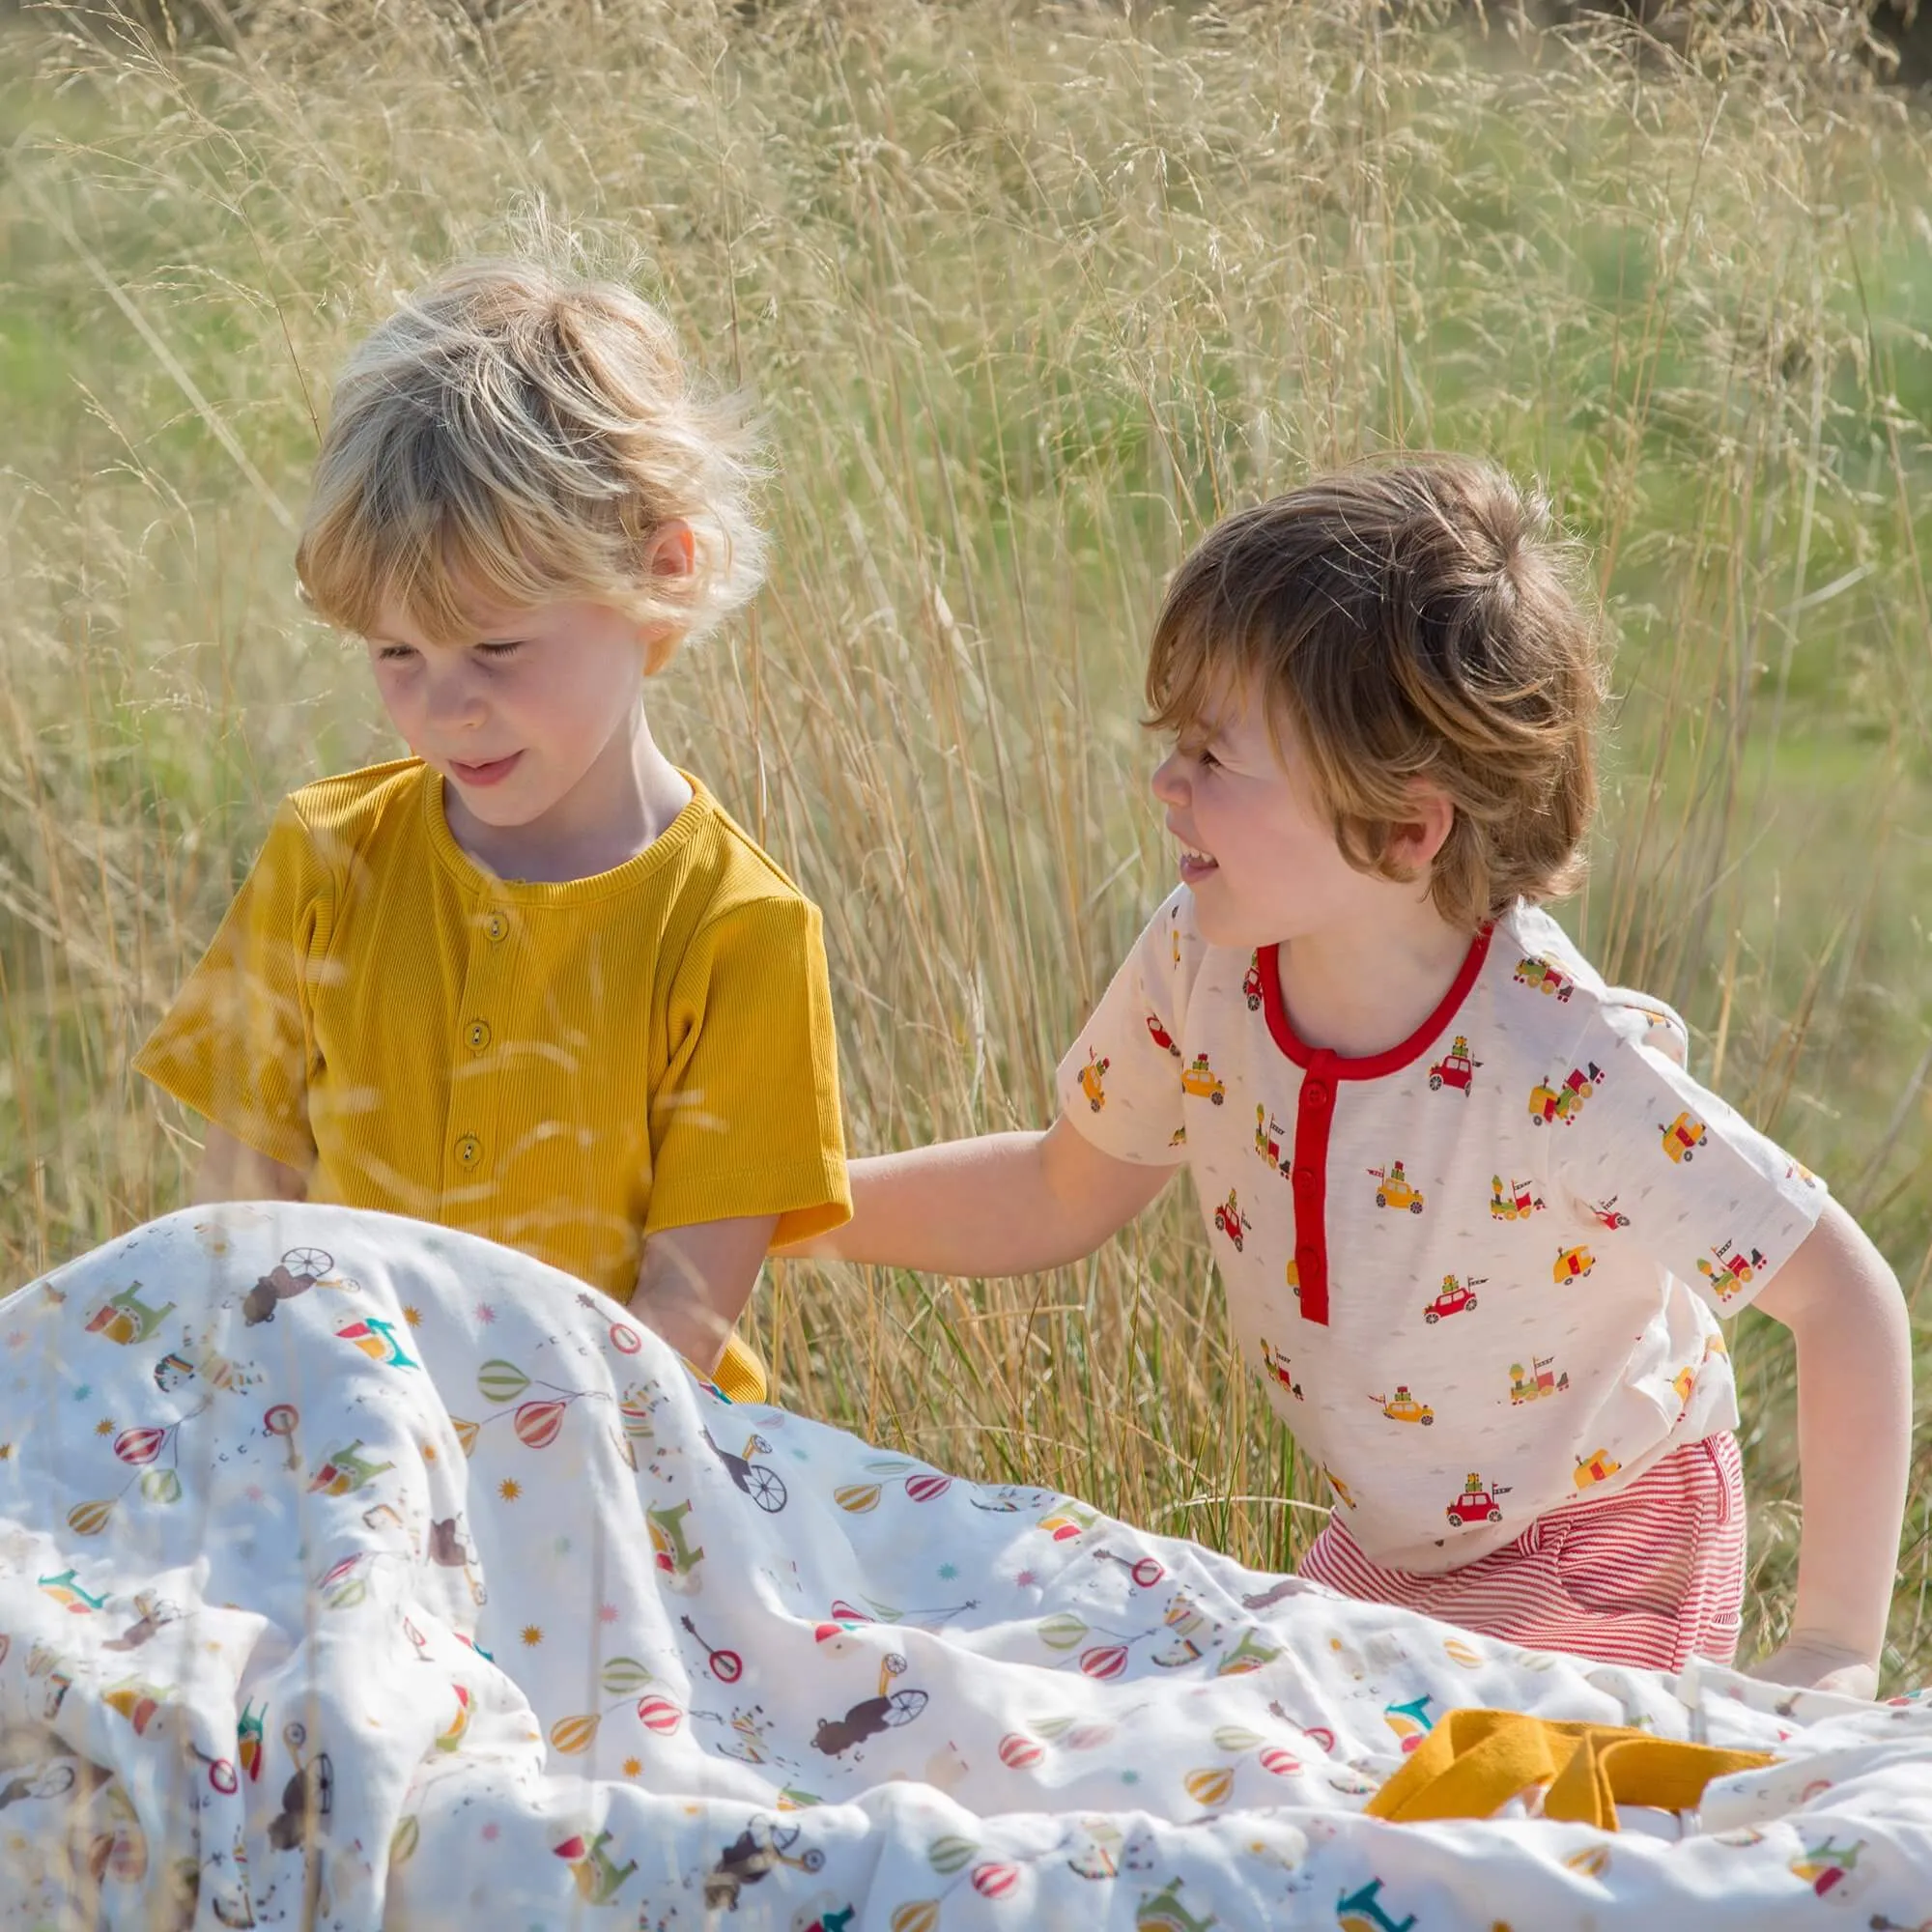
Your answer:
[1243,954,1264,1010]
[1423,1279,1484,1323]
[1213,1192,1251,1252]
[1146,1013,1180,1057]
[1445,1482,1507,1527]
[1428,1035,1482,1094]
[1589,1197,1630,1230]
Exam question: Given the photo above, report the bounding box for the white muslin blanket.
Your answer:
[1,1204,1928,1929]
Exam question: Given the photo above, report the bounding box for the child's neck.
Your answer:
[444,711,692,885]
[1274,897,1477,1062]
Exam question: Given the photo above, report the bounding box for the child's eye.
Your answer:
[477,641,525,660]
[375,644,417,663]
[1196,748,1220,771]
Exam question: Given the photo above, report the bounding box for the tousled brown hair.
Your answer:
[1146,456,1607,930]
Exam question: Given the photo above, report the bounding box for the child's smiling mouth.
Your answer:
[1177,842,1219,883]
[449,753,523,787]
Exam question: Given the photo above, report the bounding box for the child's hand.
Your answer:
[1747,1637,1878,1701]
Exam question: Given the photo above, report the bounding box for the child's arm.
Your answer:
[1747,1198,1912,1697]
[783,1115,1179,1275]
[191,1123,309,1205]
[634,1212,781,1374]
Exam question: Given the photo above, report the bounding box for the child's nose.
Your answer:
[1150,753,1188,806]
[422,662,486,731]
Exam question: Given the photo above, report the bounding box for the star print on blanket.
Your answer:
[1,1204,1928,1928]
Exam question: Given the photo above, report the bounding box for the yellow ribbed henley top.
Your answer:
[134,759,849,1402]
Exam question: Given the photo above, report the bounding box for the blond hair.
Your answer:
[295,257,764,672]
[1146,457,1607,930]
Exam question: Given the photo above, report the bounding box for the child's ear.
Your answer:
[1388,783,1455,877]
[644,519,696,580]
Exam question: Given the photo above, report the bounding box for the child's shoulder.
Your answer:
[680,777,815,923]
[1495,900,1691,1063]
[278,756,430,849]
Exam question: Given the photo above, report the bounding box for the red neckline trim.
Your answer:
[1260,923,1493,1079]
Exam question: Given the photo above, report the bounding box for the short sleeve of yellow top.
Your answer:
[133,758,850,1404]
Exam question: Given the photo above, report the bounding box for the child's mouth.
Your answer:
[1178,845,1218,883]
[449,753,523,788]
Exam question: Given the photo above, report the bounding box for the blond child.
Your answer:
[791,458,1911,1691]
[137,258,849,1401]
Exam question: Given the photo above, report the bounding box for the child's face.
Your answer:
[366,596,649,841]
[1150,678,1434,951]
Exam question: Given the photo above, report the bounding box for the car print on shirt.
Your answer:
[1368,1161,1425,1213]
[1423,1274,1484,1322]
[1697,1239,1770,1300]
[1552,1244,1595,1284]
[1079,1050,1111,1112]
[1513,955,1575,1001]
[1372,1385,1434,1427]
[1259,1339,1303,1399]
[1242,952,1264,1010]
[1509,1356,1570,1405]
[1428,1036,1482,1094]
[1145,1013,1181,1058]
[1527,1063,1605,1127]
[1321,1465,1358,1510]
[1588,1195,1630,1230]
[1253,1106,1293,1178]
[1445,1472,1510,1527]
[1574,1447,1622,1491]
[1659,1110,1709,1162]
[1180,1052,1226,1105]
[1671,1362,1698,1406]
[1489,1175,1546,1222]
[1212,1188,1252,1251]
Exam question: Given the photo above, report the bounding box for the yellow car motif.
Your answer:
[1574,1447,1622,1491]
[1180,1054,1226,1105]
[1659,1111,1708,1162]
[1079,1051,1110,1112]
[1368,1165,1425,1212]
[1552,1244,1595,1283]
[1380,1391,1435,1427]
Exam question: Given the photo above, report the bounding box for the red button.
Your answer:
[1293,1167,1318,1190]
[1295,1244,1318,1274]
[1304,1082,1330,1108]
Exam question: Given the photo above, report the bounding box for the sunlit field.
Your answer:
[3,0,1930,1683]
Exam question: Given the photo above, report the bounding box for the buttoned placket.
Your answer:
[445,897,516,1204]
[1290,1059,1339,1324]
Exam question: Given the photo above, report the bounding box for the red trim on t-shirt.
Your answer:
[1262,924,1493,1325]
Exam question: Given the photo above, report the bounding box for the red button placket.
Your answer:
[1292,1060,1338,1324]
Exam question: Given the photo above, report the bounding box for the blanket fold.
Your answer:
[1,1204,1927,1930]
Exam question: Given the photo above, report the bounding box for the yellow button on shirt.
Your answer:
[134,759,851,1403]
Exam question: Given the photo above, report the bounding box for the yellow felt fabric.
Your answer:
[1364,1707,1776,1832]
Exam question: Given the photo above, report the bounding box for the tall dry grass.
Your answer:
[2,0,1930,1679]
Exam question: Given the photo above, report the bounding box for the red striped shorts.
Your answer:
[1296,1433,1746,1673]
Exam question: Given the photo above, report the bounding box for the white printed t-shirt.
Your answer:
[1056,890,1828,1573]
